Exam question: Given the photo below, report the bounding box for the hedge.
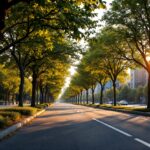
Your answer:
[0,111,21,121]
[0,107,38,116]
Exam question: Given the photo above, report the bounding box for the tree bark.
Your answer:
[77,94,79,104]
[44,85,48,103]
[75,96,77,103]
[36,84,39,105]
[86,89,89,104]
[80,91,82,104]
[91,88,95,104]
[113,81,117,106]
[99,84,104,105]
[39,85,44,104]
[31,70,37,107]
[18,67,24,107]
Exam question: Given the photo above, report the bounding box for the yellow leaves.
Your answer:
[38,29,49,37]
[98,3,106,9]
[24,78,32,94]
[63,7,69,13]
[33,3,39,9]
[73,0,106,9]
[0,67,20,93]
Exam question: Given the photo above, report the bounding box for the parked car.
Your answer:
[118,100,128,105]
[108,101,113,104]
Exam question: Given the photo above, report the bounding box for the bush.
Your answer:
[0,107,38,116]
[133,108,150,112]
[0,111,21,121]
[100,104,112,108]
[36,103,51,109]
[0,115,13,128]
[0,115,6,128]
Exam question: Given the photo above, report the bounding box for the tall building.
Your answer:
[130,68,148,88]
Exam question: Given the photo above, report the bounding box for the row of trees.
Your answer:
[65,84,147,105]
[0,0,104,107]
[62,0,150,108]
[105,85,147,104]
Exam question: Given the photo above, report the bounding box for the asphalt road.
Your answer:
[0,103,150,150]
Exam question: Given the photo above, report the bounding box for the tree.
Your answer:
[103,0,150,108]
[0,64,20,104]
[0,0,103,55]
[0,0,105,30]
[74,73,91,104]
[62,82,83,104]
[8,29,52,106]
[28,39,79,107]
[87,28,130,105]
[77,60,97,104]
[118,85,131,101]
[83,50,108,104]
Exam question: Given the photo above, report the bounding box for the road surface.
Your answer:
[0,103,150,150]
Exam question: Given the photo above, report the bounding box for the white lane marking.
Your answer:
[134,138,150,148]
[93,118,132,137]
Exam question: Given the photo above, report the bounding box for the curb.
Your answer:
[0,109,46,140]
[99,106,150,116]
[79,104,150,117]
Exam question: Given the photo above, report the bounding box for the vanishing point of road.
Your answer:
[0,103,150,150]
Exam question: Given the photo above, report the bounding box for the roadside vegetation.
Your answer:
[0,103,51,129]
[80,103,150,114]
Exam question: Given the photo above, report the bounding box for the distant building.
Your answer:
[129,68,148,88]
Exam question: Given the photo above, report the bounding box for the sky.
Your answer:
[57,0,113,100]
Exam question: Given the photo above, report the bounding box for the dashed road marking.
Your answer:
[93,118,132,137]
[93,118,150,148]
[134,138,150,148]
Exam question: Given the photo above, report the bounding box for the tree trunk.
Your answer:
[5,92,7,105]
[99,84,104,105]
[18,68,24,107]
[75,96,77,103]
[77,94,79,104]
[80,91,82,104]
[91,88,95,104]
[147,74,150,108]
[113,81,117,106]
[31,70,37,107]
[39,85,44,104]
[36,84,39,105]
[44,85,48,103]
[86,90,89,104]
[7,91,10,105]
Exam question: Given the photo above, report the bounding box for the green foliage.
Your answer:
[1,107,38,116]
[36,103,51,109]
[133,108,150,112]
[117,85,147,103]
[104,88,119,101]
[1,0,102,54]
[0,64,19,95]
[0,0,107,107]
[118,85,131,100]
[0,111,21,121]
[102,0,150,108]
[0,115,13,128]
[0,115,7,128]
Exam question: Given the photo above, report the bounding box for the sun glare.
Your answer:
[146,56,150,62]
[57,65,77,100]
[57,0,113,101]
